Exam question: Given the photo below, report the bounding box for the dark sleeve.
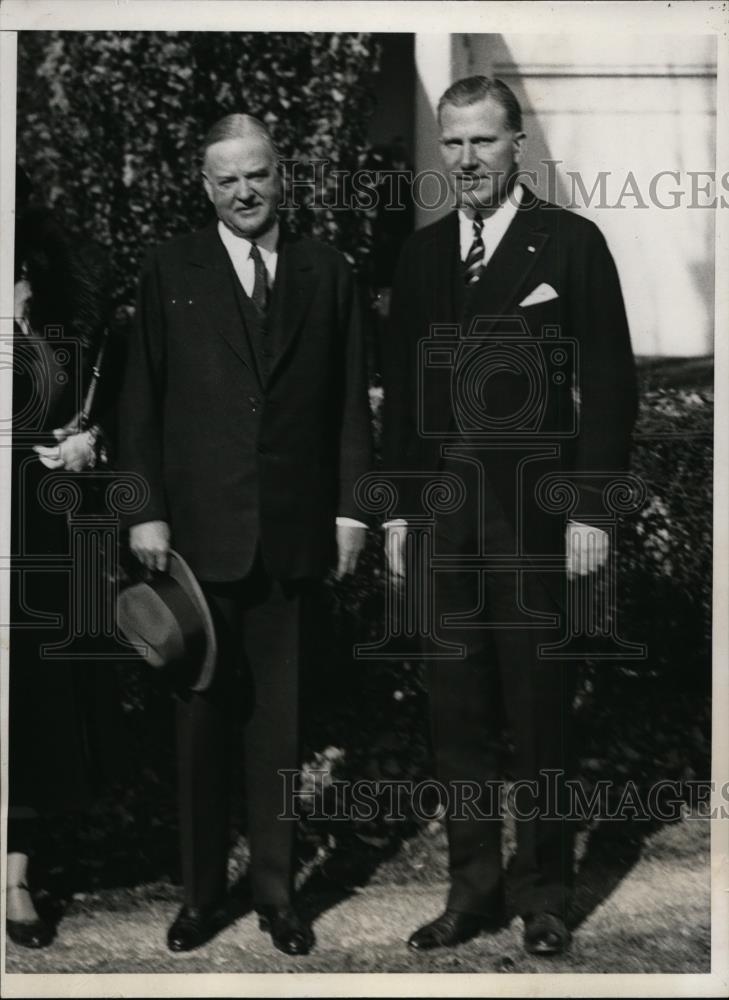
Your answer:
[116,249,169,527]
[87,309,130,459]
[63,238,115,441]
[570,223,639,512]
[336,259,374,520]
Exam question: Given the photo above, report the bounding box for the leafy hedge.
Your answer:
[16,31,380,307]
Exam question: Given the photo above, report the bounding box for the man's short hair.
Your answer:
[201,113,278,162]
[437,75,523,133]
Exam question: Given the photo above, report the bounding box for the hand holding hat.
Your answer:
[116,547,217,692]
[130,520,171,573]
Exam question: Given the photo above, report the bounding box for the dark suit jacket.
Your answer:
[382,189,638,574]
[118,220,372,583]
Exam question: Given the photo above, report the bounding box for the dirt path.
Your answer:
[4,816,710,975]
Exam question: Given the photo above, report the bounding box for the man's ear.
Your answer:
[273,159,285,206]
[512,132,526,165]
[202,171,213,203]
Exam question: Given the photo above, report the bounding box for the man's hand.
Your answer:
[335,522,367,579]
[384,522,407,588]
[130,520,171,573]
[566,521,609,579]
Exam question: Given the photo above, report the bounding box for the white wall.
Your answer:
[415,33,717,357]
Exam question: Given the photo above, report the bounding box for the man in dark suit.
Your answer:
[383,76,637,955]
[118,114,372,955]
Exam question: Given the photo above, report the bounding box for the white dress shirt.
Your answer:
[217,219,279,294]
[457,182,524,266]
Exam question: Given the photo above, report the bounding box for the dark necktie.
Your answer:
[249,242,268,314]
[463,215,485,285]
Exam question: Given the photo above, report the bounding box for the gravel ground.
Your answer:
[4,814,711,976]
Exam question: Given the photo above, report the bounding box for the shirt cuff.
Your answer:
[336,516,367,528]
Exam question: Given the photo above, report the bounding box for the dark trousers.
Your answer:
[428,477,577,919]
[175,557,303,909]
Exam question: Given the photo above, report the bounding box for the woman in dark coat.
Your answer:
[7,171,120,948]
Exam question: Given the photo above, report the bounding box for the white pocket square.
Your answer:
[519,283,559,308]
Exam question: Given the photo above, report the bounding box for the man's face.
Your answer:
[202,136,281,239]
[439,97,525,214]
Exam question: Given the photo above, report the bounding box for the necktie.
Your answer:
[463,215,484,285]
[249,242,268,314]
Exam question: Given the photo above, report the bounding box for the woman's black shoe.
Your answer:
[6,916,55,949]
[6,886,55,949]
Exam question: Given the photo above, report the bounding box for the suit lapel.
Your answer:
[184,221,262,384]
[268,231,316,379]
[463,191,550,332]
[431,213,462,322]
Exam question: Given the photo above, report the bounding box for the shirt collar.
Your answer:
[217,219,280,259]
[458,181,524,239]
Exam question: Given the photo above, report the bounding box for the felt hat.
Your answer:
[116,549,217,691]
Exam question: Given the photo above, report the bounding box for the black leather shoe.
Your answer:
[6,917,55,949]
[167,903,227,952]
[257,904,314,956]
[408,907,506,951]
[6,886,55,949]
[523,911,571,955]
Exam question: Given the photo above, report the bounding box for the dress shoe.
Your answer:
[523,911,571,955]
[256,904,314,956]
[408,906,506,951]
[6,916,55,949]
[167,903,227,952]
[6,886,54,949]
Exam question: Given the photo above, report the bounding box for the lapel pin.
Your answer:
[527,245,536,253]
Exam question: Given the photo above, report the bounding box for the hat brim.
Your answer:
[166,549,218,692]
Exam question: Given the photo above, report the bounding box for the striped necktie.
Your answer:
[463,215,484,285]
[249,242,268,315]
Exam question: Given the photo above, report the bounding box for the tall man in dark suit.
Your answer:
[383,76,637,955]
[118,114,372,955]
